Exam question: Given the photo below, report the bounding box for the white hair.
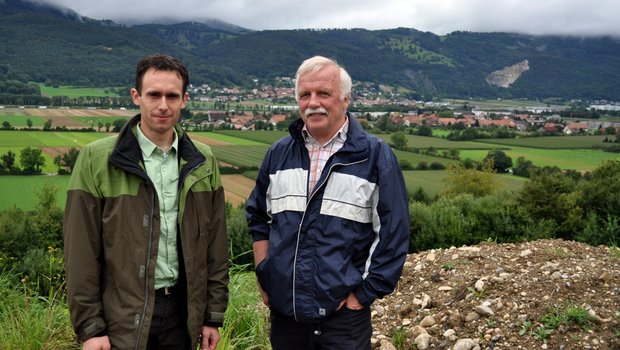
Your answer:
[294,56,352,102]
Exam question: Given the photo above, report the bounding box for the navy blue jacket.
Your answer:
[246,115,409,323]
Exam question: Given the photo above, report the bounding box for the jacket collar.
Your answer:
[290,112,369,158]
[110,114,206,180]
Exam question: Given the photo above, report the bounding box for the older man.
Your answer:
[246,56,410,349]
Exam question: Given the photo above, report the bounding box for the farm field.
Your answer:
[459,147,619,171]
[0,174,256,211]
[37,84,123,97]
[402,170,527,198]
[0,107,136,129]
[376,134,499,149]
[0,115,46,127]
[0,175,69,210]
[478,135,608,149]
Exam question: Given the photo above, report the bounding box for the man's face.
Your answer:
[131,68,188,139]
[297,65,349,143]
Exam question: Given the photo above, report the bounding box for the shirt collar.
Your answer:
[135,123,178,158]
[302,115,349,145]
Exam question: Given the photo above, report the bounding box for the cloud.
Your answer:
[34,0,620,36]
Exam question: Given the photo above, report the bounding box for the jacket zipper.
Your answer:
[291,157,368,321]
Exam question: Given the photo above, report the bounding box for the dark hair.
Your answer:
[134,54,189,95]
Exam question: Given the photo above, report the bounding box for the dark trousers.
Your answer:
[270,307,372,350]
[146,287,191,350]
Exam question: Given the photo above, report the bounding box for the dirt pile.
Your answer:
[371,239,620,349]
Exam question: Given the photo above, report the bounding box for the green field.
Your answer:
[0,147,58,174]
[479,135,608,149]
[70,116,132,128]
[0,115,47,127]
[215,130,289,144]
[211,145,270,168]
[190,132,265,145]
[377,134,501,149]
[0,131,109,147]
[37,84,123,97]
[460,147,620,170]
[403,170,527,197]
[0,175,69,211]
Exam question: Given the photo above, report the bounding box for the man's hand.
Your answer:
[82,335,111,350]
[338,291,364,311]
[256,280,270,307]
[200,326,220,350]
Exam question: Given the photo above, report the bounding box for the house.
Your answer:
[563,122,588,135]
[269,114,287,126]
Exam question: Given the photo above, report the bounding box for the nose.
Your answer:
[307,93,321,108]
[157,97,169,111]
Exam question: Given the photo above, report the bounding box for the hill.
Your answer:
[2,0,620,100]
[372,239,619,349]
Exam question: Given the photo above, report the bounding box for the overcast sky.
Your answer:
[36,0,620,37]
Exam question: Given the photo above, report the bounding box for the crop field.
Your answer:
[0,175,69,210]
[479,135,608,149]
[0,131,109,147]
[459,147,619,170]
[37,84,123,97]
[70,116,131,128]
[392,149,456,167]
[190,132,265,146]
[376,134,500,149]
[215,130,288,145]
[0,115,46,127]
[211,145,270,168]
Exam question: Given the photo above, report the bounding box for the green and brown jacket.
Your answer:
[63,115,229,349]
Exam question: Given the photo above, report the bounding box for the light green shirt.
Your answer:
[135,124,179,289]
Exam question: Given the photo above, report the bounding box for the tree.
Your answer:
[20,147,45,174]
[2,121,11,129]
[1,150,18,174]
[391,132,408,150]
[513,156,533,177]
[54,147,79,174]
[43,119,52,131]
[416,125,432,136]
[111,119,127,132]
[26,118,33,129]
[441,159,501,198]
[484,149,513,173]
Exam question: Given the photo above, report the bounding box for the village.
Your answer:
[184,78,620,135]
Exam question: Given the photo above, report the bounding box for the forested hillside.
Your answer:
[2,0,620,100]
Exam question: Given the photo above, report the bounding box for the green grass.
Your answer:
[69,116,131,129]
[215,130,289,145]
[0,273,78,349]
[0,131,109,147]
[392,150,456,167]
[403,170,526,198]
[479,135,608,149]
[190,132,266,146]
[0,115,47,127]
[212,145,270,168]
[0,147,60,174]
[0,176,70,211]
[218,265,270,349]
[377,134,498,149]
[459,147,620,171]
[37,84,122,97]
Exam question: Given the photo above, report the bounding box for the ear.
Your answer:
[130,88,141,106]
[181,92,189,108]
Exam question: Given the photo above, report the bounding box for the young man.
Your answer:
[64,54,229,350]
[246,56,410,349]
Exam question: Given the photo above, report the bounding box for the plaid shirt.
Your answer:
[302,118,349,193]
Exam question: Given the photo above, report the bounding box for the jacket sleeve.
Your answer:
[354,143,410,306]
[246,147,273,242]
[63,145,108,341]
[204,178,230,326]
